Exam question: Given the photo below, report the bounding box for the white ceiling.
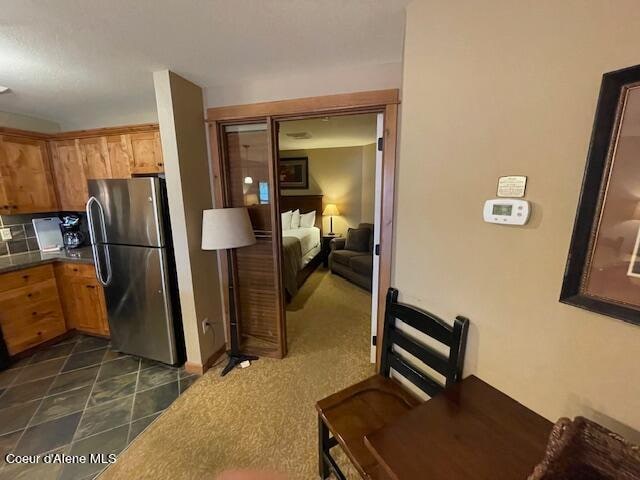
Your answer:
[279,113,377,150]
[0,0,408,130]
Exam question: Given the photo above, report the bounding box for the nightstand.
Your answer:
[321,234,342,268]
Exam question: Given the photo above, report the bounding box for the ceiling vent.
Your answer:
[285,132,312,140]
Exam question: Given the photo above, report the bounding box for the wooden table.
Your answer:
[364,375,553,480]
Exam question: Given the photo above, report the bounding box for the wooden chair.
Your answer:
[316,288,469,480]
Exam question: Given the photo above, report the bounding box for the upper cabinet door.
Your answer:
[106,135,132,179]
[79,137,111,180]
[0,135,58,213]
[0,163,11,215]
[129,132,164,174]
[50,139,88,211]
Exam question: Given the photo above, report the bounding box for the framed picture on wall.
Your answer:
[279,157,308,189]
[561,64,640,326]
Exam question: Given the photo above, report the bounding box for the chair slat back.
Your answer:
[380,288,469,396]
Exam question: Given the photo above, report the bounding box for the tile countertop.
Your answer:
[0,246,95,274]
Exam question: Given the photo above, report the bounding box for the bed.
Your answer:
[280,195,323,297]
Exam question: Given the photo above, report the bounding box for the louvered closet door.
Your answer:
[221,123,286,358]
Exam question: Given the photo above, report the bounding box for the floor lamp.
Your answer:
[202,207,258,376]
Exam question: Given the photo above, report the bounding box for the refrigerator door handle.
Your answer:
[86,196,113,286]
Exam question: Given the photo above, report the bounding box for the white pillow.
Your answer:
[300,210,316,228]
[290,209,301,229]
[281,210,293,230]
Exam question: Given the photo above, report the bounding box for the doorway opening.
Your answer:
[276,113,383,362]
[207,89,399,368]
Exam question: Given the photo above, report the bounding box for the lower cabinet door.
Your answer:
[55,264,110,337]
[67,276,110,336]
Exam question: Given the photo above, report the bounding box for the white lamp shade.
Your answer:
[322,204,340,216]
[202,208,256,250]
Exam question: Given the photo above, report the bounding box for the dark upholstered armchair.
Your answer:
[328,223,373,291]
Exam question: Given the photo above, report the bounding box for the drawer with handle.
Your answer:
[3,314,66,356]
[0,269,66,356]
[0,298,65,334]
[0,264,56,293]
[0,278,59,311]
[57,262,97,279]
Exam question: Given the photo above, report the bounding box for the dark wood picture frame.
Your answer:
[560,64,640,326]
[279,157,308,189]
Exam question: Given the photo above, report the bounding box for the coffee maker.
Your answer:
[60,215,85,249]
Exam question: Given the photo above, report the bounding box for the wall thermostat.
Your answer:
[483,199,530,225]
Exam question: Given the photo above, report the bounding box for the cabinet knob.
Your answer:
[86,285,96,289]
[22,275,29,280]
[73,268,79,272]
[32,311,37,316]
[157,162,163,166]
[27,293,33,298]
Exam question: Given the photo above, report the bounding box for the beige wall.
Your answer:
[205,62,402,108]
[396,0,640,435]
[153,70,225,367]
[0,111,60,133]
[281,145,375,235]
[59,111,158,132]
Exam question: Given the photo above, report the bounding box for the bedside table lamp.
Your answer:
[322,204,340,236]
[202,207,257,376]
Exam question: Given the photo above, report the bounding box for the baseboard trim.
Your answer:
[184,344,226,375]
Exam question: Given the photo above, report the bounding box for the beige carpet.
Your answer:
[99,268,374,480]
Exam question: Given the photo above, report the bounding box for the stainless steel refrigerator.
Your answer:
[86,177,184,365]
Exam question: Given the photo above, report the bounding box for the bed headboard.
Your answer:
[279,194,323,232]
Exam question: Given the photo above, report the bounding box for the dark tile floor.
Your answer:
[0,335,198,480]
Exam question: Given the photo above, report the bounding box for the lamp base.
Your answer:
[220,352,259,376]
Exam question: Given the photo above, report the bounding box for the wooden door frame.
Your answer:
[206,89,399,369]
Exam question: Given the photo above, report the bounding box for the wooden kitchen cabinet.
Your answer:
[0,124,162,216]
[68,276,109,336]
[50,139,89,211]
[129,131,164,174]
[82,136,132,180]
[0,265,66,355]
[0,135,58,214]
[79,137,111,180]
[49,126,163,210]
[105,135,133,178]
[55,263,109,336]
[0,175,11,216]
[0,262,109,356]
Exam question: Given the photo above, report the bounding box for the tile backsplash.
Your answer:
[0,212,88,258]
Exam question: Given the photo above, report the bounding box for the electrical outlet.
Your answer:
[201,318,212,334]
[0,228,11,241]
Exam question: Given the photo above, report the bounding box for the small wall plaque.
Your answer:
[497,176,527,198]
